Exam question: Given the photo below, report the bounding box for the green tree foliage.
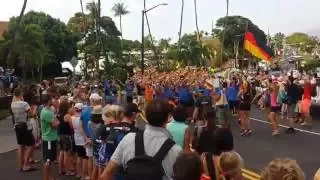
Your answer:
[68,1,122,79]
[15,24,46,81]
[18,11,78,62]
[112,2,129,40]
[122,40,141,51]
[213,16,268,59]
[1,11,77,79]
[286,32,314,53]
[272,32,285,50]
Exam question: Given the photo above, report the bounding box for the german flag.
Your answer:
[244,31,273,63]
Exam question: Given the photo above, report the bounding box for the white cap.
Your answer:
[90,93,102,101]
[74,103,84,110]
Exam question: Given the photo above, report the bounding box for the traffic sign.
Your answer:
[70,56,78,68]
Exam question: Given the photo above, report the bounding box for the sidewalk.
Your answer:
[0,116,16,154]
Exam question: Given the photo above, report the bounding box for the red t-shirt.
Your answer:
[303,83,312,100]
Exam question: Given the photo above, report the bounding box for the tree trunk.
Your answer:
[22,50,26,83]
[193,0,205,68]
[6,0,28,68]
[178,0,184,60]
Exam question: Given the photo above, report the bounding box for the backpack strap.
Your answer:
[153,138,175,162]
[135,131,145,156]
[205,152,216,180]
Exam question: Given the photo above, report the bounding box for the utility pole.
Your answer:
[141,10,145,75]
[141,2,168,75]
[220,0,229,67]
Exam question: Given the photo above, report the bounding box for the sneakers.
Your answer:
[272,130,280,136]
[240,129,252,137]
[285,127,296,134]
[301,122,312,126]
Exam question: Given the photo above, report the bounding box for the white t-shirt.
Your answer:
[72,116,86,146]
[11,100,30,124]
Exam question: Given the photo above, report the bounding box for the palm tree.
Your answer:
[112,2,129,40]
[178,0,184,58]
[6,0,28,68]
[193,0,204,67]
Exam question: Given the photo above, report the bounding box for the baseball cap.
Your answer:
[124,103,141,116]
[74,103,84,110]
[90,93,102,101]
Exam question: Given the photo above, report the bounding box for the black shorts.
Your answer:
[239,102,251,111]
[270,106,280,112]
[180,100,194,107]
[59,135,73,152]
[14,122,35,146]
[126,96,133,103]
[76,145,88,159]
[43,141,58,163]
[228,100,239,110]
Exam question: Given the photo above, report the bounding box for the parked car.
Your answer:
[54,77,69,87]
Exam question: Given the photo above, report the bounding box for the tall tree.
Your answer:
[213,16,268,59]
[5,0,28,67]
[193,0,204,67]
[14,24,46,81]
[286,32,314,53]
[178,0,184,57]
[112,2,129,40]
[273,32,285,50]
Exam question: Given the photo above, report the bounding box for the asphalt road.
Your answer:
[0,107,319,179]
[232,108,320,179]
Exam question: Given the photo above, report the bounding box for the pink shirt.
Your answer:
[270,92,278,107]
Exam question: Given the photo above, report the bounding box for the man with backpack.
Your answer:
[100,99,182,180]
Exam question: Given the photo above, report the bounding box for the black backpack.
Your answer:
[105,124,132,157]
[124,131,175,180]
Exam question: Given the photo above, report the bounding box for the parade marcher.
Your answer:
[125,80,134,103]
[227,77,240,116]
[238,79,252,136]
[214,82,230,129]
[268,82,281,136]
[11,88,36,172]
[300,78,313,126]
[286,76,299,134]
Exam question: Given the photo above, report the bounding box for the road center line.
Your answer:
[250,117,320,136]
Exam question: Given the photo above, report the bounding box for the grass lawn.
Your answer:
[0,109,10,120]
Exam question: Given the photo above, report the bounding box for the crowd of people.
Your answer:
[9,67,320,180]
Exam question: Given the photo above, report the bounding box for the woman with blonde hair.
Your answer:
[261,158,305,180]
[268,82,281,136]
[219,151,244,180]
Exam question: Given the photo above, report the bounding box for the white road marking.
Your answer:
[250,117,320,136]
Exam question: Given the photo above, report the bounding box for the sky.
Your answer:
[1,0,320,41]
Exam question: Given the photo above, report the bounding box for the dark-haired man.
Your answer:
[101,99,182,180]
[121,103,141,131]
[40,94,60,180]
[11,88,35,172]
